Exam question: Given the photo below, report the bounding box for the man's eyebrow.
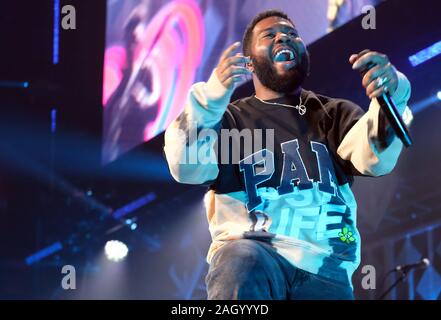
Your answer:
[258,25,297,34]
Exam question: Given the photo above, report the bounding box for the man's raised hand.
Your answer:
[215,42,252,89]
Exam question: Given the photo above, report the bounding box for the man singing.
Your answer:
[164,10,411,299]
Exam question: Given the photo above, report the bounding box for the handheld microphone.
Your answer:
[356,49,413,148]
[395,258,430,273]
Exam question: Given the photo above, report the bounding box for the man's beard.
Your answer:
[252,51,310,93]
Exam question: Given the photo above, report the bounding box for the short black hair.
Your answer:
[242,10,294,57]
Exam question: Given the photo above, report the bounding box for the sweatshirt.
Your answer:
[164,69,411,286]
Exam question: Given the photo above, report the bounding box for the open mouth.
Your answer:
[273,47,297,69]
[273,49,295,62]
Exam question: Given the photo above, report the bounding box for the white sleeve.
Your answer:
[164,69,234,184]
[337,71,412,176]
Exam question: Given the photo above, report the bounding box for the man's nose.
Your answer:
[275,32,290,43]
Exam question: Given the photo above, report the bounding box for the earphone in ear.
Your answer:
[246,61,253,72]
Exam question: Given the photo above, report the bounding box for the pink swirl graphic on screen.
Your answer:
[102,0,204,142]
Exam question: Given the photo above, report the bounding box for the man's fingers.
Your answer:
[348,54,358,64]
[232,74,246,84]
[368,85,387,99]
[352,51,389,70]
[223,75,246,89]
[226,55,251,67]
[218,55,251,74]
[219,66,251,83]
[366,76,387,96]
[216,42,253,89]
[351,50,399,98]
[219,41,241,63]
[362,64,388,88]
[366,74,396,98]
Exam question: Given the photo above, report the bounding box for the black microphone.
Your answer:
[356,49,413,148]
[395,258,430,273]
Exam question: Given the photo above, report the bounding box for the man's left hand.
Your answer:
[349,50,398,99]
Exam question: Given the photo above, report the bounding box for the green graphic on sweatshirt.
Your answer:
[339,227,355,244]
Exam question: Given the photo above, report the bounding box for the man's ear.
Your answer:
[246,61,254,73]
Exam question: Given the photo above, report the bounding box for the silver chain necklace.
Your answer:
[254,95,307,115]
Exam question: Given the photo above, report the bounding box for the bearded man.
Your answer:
[164,10,411,300]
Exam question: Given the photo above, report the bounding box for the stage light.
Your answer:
[25,241,63,266]
[124,218,137,231]
[53,0,60,64]
[437,91,441,100]
[408,40,441,67]
[51,108,57,133]
[104,240,128,262]
[113,193,156,220]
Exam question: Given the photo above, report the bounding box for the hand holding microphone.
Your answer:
[349,49,398,99]
[349,49,413,147]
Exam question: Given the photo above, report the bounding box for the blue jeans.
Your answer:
[205,239,354,300]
